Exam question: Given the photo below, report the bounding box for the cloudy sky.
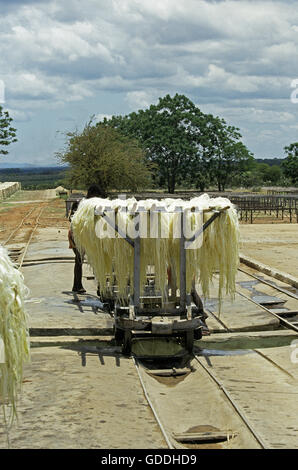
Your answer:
[0,0,298,166]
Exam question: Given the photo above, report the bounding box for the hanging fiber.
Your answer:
[0,244,30,426]
[71,194,240,303]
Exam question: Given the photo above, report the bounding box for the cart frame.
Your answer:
[94,204,229,354]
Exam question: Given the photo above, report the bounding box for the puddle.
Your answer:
[237,280,287,307]
[251,294,285,305]
[65,296,105,311]
[131,337,186,358]
[237,280,259,291]
[175,425,235,449]
[79,298,104,309]
[198,333,298,351]
[202,298,219,309]
[197,348,252,357]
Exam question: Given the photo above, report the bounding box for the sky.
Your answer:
[1,0,298,166]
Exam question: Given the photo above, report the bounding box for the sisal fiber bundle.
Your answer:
[71,194,240,303]
[0,245,30,425]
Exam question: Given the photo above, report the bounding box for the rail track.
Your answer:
[1,201,52,268]
[131,347,295,449]
[236,265,298,333]
[129,266,298,449]
[238,265,298,300]
[131,330,298,450]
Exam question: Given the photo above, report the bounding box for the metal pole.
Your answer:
[180,207,186,312]
[134,229,140,310]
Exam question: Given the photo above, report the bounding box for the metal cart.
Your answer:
[94,203,229,355]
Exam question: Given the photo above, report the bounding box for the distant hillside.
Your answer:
[0,162,41,169]
[0,166,68,190]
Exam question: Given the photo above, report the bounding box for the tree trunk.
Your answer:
[168,173,176,193]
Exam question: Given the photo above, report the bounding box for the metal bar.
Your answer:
[134,233,140,309]
[184,210,221,249]
[180,207,186,311]
[95,211,135,247]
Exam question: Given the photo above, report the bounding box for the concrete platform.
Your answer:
[239,224,298,281]
[21,232,113,333]
[0,347,166,449]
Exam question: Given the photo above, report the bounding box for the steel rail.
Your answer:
[253,349,295,380]
[3,206,36,246]
[238,266,298,301]
[237,290,298,333]
[193,354,269,449]
[132,357,175,449]
[18,203,48,268]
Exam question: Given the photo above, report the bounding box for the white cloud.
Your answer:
[1,0,298,163]
[125,90,154,110]
[6,108,33,122]
[95,113,113,122]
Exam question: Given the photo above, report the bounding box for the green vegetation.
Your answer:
[0,166,67,189]
[282,143,298,185]
[0,106,17,156]
[56,123,152,195]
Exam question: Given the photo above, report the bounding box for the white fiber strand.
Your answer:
[0,245,30,425]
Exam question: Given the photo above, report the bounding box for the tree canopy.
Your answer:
[57,122,152,195]
[282,143,298,185]
[0,106,17,156]
[103,93,254,192]
[57,94,259,194]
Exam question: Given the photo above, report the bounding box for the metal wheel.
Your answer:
[194,327,202,340]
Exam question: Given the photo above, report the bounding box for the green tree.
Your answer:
[282,143,298,185]
[199,116,254,191]
[0,106,17,156]
[105,94,253,193]
[256,163,282,184]
[104,94,210,193]
[56,122,152,194]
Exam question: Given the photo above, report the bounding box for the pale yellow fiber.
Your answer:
[0,245,30,425]
[71,194,239,303]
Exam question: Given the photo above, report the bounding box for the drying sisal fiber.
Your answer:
[71,194,240,303]
[0,245,30,425]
